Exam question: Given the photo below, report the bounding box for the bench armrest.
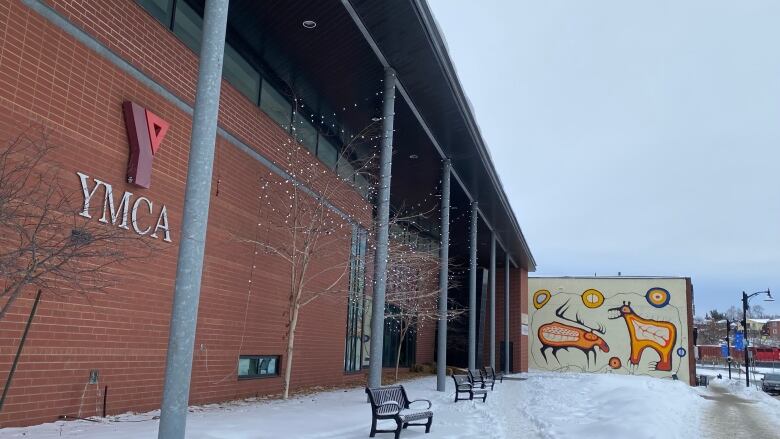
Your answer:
[408,399,432,410]
[376,401,401,415]
[456,383,473,390]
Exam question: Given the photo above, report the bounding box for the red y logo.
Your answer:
[122,101,169,189]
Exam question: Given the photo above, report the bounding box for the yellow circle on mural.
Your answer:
[581,289,605,308]
[533,289,551,309]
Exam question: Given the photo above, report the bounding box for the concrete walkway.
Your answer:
[700,383,779,439]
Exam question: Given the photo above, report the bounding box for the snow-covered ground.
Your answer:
[0,372,709,439]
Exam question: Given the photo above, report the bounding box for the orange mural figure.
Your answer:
[538,301,609,366]
[608,302,677,372]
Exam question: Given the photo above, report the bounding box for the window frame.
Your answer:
[344,226,368,373]
[237,355,281,380]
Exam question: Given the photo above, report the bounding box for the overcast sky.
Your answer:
[428,0,780,317]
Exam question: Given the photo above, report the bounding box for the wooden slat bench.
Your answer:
[366,385,433,439]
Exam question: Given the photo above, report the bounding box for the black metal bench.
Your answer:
[453,374,488,402]
[483,366,504,384]
[468,368,495,390]
[365,385,433,439]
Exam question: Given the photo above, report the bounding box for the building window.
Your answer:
[136,0,174,25]
[172,1,202,53]
[223,44,261,103]
[293,112,318,153]
[337,157,355,181]
[317,134,339,170]
[345,227,367,372]
[238,355,280,379]
[259,81,292,132]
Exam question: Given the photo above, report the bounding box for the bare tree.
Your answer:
[724,305,741,322]
[750,304,766,319]
[0,126,155,413]
[0,127,153,321]
[249,114,383,399]
[383,235,462,381]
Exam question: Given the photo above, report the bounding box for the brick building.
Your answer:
[0,0,535,427]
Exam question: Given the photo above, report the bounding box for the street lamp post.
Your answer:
[741,289,773,387]
[725,319,731,380]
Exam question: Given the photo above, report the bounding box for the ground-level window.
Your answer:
[344,226,367,372]
[238,355,280,379]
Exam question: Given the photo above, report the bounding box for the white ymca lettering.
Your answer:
[77,171,173,243]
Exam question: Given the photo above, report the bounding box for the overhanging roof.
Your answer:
[213,0,535,271]
[346,0,536,271]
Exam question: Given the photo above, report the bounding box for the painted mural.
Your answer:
[528,277,692,383]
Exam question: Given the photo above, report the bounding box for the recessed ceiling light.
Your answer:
[302,20,317,29]
[409,154,419,159]
[371,116,381,122]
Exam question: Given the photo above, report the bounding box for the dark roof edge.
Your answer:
[412,0,537,271]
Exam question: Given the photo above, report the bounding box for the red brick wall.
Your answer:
[0,0,381,427]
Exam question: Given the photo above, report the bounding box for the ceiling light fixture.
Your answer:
[302,20,317,29]
[409,154,419,159]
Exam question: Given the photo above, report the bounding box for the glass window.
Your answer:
[292,113,318,153]
[317,135,339,170]
[136,0,173,25]
[353,174,369,198]
[223,44,261,103]
[238,355,280,379]
[260,81,292,132]
[345,227,367,372]
[337,157,355,181]
[173,1,202,53]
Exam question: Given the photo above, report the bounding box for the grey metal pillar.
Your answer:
[367,67,397,389]
[436,159,451,391]
[489,233,496,369]
[157,2,229,438]
[504,253,510,373]
[468,201,478,370]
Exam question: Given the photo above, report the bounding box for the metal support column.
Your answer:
[158,1,229,438]
[489,233,496,369]
[468,201,478,370]
[504,253,510,373]
[436,159,451,392]
[367,67,397,389]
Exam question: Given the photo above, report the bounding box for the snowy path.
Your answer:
[700,382,780,439]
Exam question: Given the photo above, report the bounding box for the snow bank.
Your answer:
[0,372,706,439]
[521,372,702,439]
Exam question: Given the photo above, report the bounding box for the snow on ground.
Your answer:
[0,372,706,439]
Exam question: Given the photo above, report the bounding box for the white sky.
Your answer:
[428,0,780,316]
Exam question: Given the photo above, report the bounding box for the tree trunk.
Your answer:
[395,321,407,382]
[283,302,300,399]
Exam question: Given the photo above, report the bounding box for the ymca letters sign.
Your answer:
[76,101,173,242]
[77,172,172,242]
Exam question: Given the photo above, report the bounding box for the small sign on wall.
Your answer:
[521,324,528,336]
[521,313,529,325]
